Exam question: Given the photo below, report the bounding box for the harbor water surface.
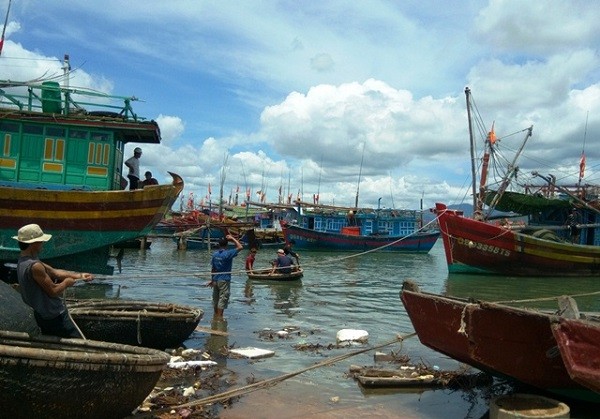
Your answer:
[72,238,599,418]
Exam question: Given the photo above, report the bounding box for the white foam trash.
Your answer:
[490,393,570,419]
[336,329,368,343]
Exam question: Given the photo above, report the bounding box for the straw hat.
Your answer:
[277,249,285,254]
[12,224,52,243]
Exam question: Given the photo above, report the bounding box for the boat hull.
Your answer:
[400,283,600,403]
[552,318,600,395]
[0,174,183,274]
[435,202,600,276]
[68,299,203,350]
[281,224,439,252]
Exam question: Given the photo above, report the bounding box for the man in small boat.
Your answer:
[124,147,142,190]
[245,248,257,274]
[207,234,243,319]
[13,224,94,338]
[270,249,294,276]
[283,242,300,266]
[140,170,159,187]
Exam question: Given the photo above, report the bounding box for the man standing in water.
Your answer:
[14,224,93,338]
[207,234,243,319]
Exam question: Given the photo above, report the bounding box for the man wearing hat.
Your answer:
[124,147,143,190]
[14,224,93,338]
[269,248,294,275]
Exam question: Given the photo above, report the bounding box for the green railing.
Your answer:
[0,80,144,121]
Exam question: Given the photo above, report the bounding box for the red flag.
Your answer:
[579,153,586,179]
[487,122,496,145]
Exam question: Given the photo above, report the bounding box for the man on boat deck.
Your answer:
[270,249,294,275]
[124,147,142,190]
[207,234,243,319]
[14,224,93,338]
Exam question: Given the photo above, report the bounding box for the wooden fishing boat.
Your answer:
[0,64,184,274]
[68,299,203,350]
[0,330,169,419]
[247,267,304,281]
[436,87,600,276]
[552,317,600,395]
[281,201,439,253]
[400,281,600,403]
[436,202,600,276]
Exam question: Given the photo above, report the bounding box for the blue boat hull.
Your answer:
[282,224,439,252]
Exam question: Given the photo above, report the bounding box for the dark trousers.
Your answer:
[34,310,82,338]
[127,174,140,190]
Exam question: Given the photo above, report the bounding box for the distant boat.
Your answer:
[552,317,600,395]
[400,280,600,403]
[281,201,439,252]
[0,60,183,274]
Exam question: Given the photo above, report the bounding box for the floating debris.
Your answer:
[336,329,368,343]
[349,364,493,390]
[229,347,275,359]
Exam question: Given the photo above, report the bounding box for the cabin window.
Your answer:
[0,121,19,132]
[69,129,88,139]
[91,132,110,142]
[23,124,43,134]
[46,127,65,137]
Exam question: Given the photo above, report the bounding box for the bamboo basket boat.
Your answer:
[0,330,169,419]
[68,299,203,349]
[247,267,304,281]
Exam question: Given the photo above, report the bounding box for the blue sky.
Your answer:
[1,0,599,210]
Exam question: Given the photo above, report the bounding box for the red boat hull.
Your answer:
[435,202,600,276]
[552,318,600,395]
[400,283,600,403]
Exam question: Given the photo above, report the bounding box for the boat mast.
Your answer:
[355,142,365,209]
[465,87,479,217]
[485,126,533,218]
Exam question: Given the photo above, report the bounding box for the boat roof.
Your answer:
[0,81,161,144]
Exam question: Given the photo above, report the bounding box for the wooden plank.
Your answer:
[194,326,229,336]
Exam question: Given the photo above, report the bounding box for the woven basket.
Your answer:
[68,299,203,349]
[0,330,169,419]
[0,280,40,335]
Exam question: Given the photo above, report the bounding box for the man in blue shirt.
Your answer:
[207,234,243,319]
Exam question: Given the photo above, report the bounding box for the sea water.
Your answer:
[70,239,599,418]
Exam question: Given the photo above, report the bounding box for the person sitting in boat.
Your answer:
[13,224,94,338]
[245,248,257,274]
[270,249,294,275]
[283,243,300,266]
[140,171,159,187]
